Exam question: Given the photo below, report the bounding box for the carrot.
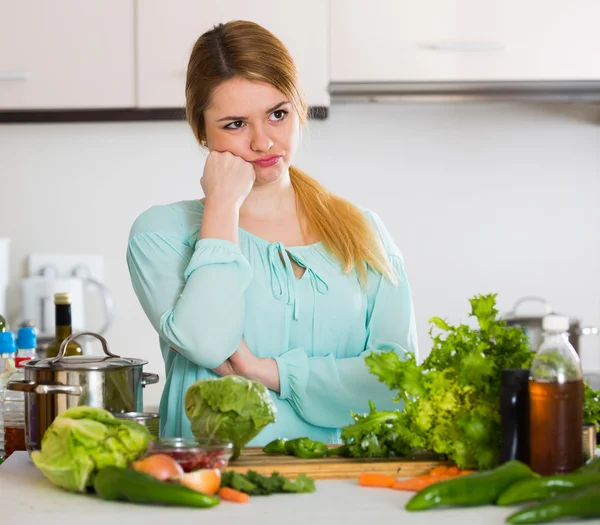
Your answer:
[446,465,461,476]
[457,469,476,476]
[218,487,250,504]
[393,474,455,492]
[358,473,397,488]
[428,466,450,477]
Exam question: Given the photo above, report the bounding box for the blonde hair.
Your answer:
[185,21,394,285]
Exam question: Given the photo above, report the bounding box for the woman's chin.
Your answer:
[254,167,286,185]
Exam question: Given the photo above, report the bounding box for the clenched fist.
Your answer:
[201,151,256,209]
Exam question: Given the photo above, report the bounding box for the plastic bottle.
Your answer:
[3,327,37,457]
[0,332,16,459]
[529,315,583,475]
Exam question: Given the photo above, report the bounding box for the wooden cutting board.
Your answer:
[226,446,449,480]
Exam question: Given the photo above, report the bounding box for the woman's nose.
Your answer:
[250,126,273,153]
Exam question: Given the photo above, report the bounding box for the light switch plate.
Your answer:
[28,254,104,282]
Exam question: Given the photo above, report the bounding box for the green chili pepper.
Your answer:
[575,456,600,474]
[506,485,600,524]
[405,460,536,511]
[284,437,328,459]
[497,471,600,506]
[93,467,220,508]
[263,438,288,454]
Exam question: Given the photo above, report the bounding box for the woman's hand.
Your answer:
[201,151,256,209]
[229,339,280,393]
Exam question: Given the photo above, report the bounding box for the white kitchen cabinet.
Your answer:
[0,0,135,109]
[135,0,329,108]
[331,0,600,83]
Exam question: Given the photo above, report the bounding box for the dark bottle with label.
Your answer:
[45,293,82,358]
[500,368,530,464]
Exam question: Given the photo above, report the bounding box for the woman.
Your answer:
[127,21,418,444]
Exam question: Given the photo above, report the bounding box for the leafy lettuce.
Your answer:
[31,406,151,492]
[185,376,276,459]
[342,294,534,469]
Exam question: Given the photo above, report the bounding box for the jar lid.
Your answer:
[542,314,570,332]
[25,355,147,371]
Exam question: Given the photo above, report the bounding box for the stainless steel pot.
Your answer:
[504,296,598,354]
[7,331,159,453]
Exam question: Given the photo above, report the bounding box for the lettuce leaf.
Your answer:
[342,293,534,470]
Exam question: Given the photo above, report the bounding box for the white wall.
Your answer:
[1,101,600,409]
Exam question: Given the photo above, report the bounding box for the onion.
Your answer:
[131,453,184,481]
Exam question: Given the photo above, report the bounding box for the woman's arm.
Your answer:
[273,254,417,428]
[127,205,253,370]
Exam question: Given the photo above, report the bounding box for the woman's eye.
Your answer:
[224,120,245,130]
[270,110,288,122]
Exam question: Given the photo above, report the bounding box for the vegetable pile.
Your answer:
[342,294,534,469]
[185,375,276,460]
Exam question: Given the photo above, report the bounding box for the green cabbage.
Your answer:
[31,406,151,492]
[185,376,276,459]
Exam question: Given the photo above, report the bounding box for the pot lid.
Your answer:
[26,331,148,370]
[503,296,554,322]
[504,296,580,325]
[25,355,147,371]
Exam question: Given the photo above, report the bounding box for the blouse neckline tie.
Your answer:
[267,242,329,322]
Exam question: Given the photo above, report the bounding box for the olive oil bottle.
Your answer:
[45,293,82,358]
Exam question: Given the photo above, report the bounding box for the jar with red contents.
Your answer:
[146,437,233,472]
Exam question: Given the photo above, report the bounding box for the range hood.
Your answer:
[330,80,600,103]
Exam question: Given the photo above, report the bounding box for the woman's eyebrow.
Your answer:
[215,101,290,123]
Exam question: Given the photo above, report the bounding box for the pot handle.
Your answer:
[142,373,159,387]
[49,331,120,364]
[506,296,553,317]
[7,380,83,396]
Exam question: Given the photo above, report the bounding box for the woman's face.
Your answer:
[203,77,301,185]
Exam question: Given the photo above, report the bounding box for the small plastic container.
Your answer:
[146,437,233,472]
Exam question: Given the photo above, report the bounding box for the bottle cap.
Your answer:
[54,292,72,305]
[0,331,16,354]
[542,314,570,332]
[17,327,37,349]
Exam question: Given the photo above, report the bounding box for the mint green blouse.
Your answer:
[126,199,418,445]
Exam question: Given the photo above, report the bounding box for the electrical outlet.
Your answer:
[28,254,104,282]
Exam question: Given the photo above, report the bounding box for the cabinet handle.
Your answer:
[0,72,30,81]
[423,42,505,52]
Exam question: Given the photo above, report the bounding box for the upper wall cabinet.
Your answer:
[136,0,329,109]
[0,0,135,109]
[331,0,600,83]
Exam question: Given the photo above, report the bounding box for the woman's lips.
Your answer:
[252,155,282,167]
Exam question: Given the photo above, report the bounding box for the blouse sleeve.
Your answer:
[126,205,253,370]
[274,211,418,428]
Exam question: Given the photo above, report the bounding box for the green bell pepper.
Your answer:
[263,438,288,454]
[284,437,328,459]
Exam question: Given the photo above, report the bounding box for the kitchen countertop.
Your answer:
[1,452,520,525]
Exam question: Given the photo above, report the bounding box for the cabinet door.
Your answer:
[331,0,600,83]
[331,0,462,82]
[136,0,329,108]
[455,0,600,81]
[0,0,135,109]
